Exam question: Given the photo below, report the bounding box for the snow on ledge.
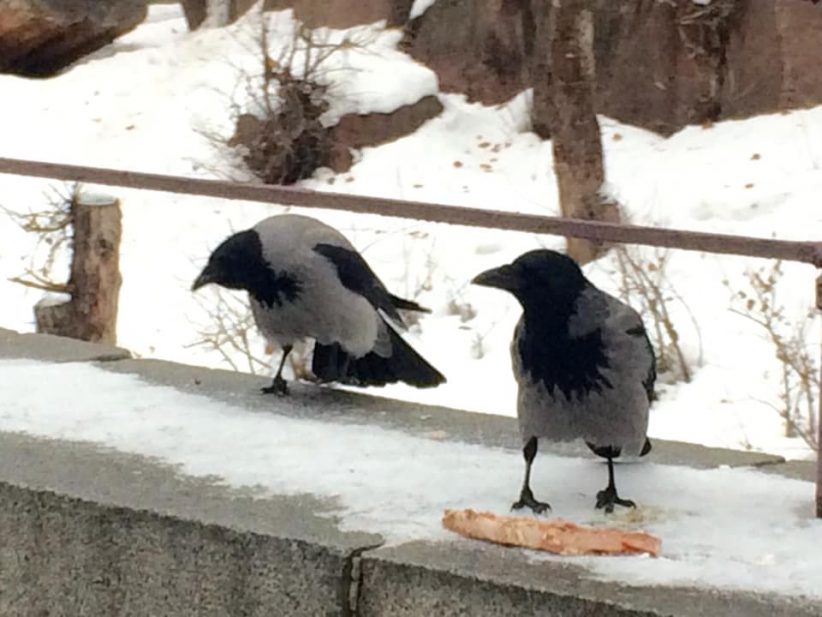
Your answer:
[0,359,819,601]
[34,293,71,308]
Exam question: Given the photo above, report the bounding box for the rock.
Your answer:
[0,0,148,76]
[230,94,443,179]
[596,0,822,134]
[329,94,443,151]
[179,0,258,30]
[773,0,822,109]
[593,0,735,135]
[403,0,529,105]
[719,0,782,121]
[327,94,443,172]
[403,0,822,135]
[263,0,413,28]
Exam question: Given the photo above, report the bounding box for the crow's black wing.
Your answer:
[314,243,427,324]
[626,323,657,403]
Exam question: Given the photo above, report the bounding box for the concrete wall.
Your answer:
[0,328,818,616]
[1,482,354,616]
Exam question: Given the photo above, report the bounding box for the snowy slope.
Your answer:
[0,5,819,460]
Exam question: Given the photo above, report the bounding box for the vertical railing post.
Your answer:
[816,272,822,518]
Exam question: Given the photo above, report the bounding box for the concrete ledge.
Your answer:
[0,432,381,616]
[1,482,361,616]
[758,459,815,482]
[359,541,820,617]
[0,330,818,615]
[0,327,131,363]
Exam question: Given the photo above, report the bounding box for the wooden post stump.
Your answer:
[35,193,122,345]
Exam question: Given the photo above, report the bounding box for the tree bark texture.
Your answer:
[546,0,619,264]
[179,0,208,29]
[816,272,822,518]
[526,0,553,138]
[180,0,257,30]
[35,195,122,344]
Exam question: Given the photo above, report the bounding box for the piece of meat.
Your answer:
[442,509,660,557]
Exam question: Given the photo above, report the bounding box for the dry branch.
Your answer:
[615,246,695,383]
[726,262,819,449]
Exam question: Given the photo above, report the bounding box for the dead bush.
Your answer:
[227,14,364,184]
[189,286,313,380]
[725,261,819,451]
[3,183,78,294]
[614,246,699,385]
[230,73,331,184]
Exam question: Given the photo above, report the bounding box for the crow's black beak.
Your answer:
[471,264,519,291]
[191,266,216,291]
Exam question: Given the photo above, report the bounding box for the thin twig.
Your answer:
[8,276,69,294]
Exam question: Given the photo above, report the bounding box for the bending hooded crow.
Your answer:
[193,214,445,394]
[472,249,655,513]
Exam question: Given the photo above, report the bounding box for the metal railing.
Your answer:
[1,156,821,516]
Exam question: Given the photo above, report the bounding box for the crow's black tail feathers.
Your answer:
[311,324,445,388]
[388,293,430,313]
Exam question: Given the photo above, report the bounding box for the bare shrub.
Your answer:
[226,14,370,184]
[3,183,78,294]
[725,261,819,451]
[614,246,699,384]
[446,297,477,323]
[189,287,312,380]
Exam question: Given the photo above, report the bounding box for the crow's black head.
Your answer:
[473,250,608,399]
[472,249,587,311]
[192,229,266,292]
[192,229,301,307]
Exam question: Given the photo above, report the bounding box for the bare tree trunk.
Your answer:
[35,194,122,344]
[525,0,553,138]
[206,0,232,26]
[180,0,207,30]
[816,272,822,518]
[182,0,254,30]
[541,0,619,264]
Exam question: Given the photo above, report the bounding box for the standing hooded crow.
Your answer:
[192,214,445,394]
[472,250,655,513]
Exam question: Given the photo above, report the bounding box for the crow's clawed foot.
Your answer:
[512,487,551,514]
[261,375,289,396]
[595,486,636,514]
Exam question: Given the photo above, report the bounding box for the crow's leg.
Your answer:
[262,344,293,396]
[512,436,551,514]
[595,456,636,513]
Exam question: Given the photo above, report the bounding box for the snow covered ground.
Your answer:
[0,5,820,462]
[0,358,819,600]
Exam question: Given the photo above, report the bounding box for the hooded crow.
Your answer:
[472,249,655,513]
[192,214,445,394]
